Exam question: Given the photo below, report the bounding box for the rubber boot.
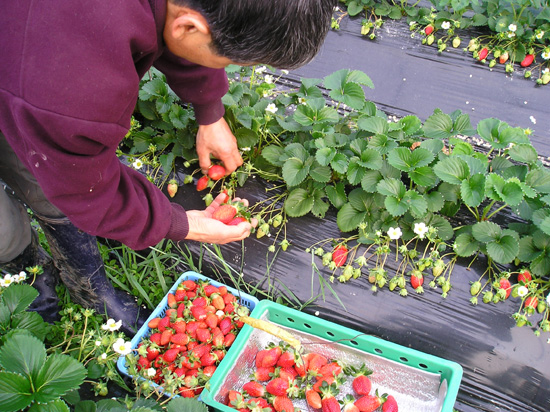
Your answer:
[0,230,61,323]
[37,217,151,336]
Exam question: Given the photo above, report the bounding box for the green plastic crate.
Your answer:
[201,300,462,412]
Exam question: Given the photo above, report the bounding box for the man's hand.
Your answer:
[184,193,258,244]
[196,117,243,175]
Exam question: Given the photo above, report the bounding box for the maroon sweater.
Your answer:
[0,0,229,249]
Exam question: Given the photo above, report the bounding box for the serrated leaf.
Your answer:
[234,128,259,149]
[498,180,524,206]
[323,69,349,90]
[361,170,383,193]
[486,234,519,264]
[423,112,453,139]
[0,371,33,412]
[433,157,470,184]
[357,116,388,135]
[427,214,454,240]
[337,203,367,232]
[347,158,366,186]
[284,143,309,162]
[453,232,479,257]
[358,148,383,170]
[261,145,285,167]
[526,168,550,193]
[509,143,538,164]
[284,188,314,217]
[316,147,336,166]
[472,221,502,242]
[311,194,330,218]
[330,153,349,174]
[29,399,70,412]
[325,182,347,209]
[399,115,422,135]
[377,178,406,198]
[404,190,428,218]
[282,158,310,187]
[166,398,208,412]
[530,251,550,277]
[456,154,487,176]
[11,312,48,342]
[32,355,87,404]
[461,174,486,207]
[347,70,374,88]
[1,284,38,315]
[309,162,332,183]
[329,82,366,110]
[485,173,505,202]
[388,147,434,172]
[420,139,445,154]
[425,191,445,212]
[385,196,408,217]
[409,166,437,187]
[0,331,45,379]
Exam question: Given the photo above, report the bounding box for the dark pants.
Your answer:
[0,131,65,262]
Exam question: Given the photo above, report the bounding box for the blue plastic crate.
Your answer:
[116,270,259,398]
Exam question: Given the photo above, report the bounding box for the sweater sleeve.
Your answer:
[153,50,229,125]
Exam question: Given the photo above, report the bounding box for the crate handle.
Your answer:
[239,316,301,349]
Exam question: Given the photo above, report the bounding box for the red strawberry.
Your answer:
[191,305,208,321]
[518,269,532,284]
[147,317,160,329]
[278,367,298,382]
[355,390,387,412]
[343,394,361,412]
[205,313,219,329]
[332,245,348,267]
[410,272,424,290]
[228,216,248,226]
[266,377,290,396]
[211,293,225,310]
[157,316,170,332]
[160,329,173,346]
[212,204,238,224]
[499,278,512,299]
[200,352,218,367]
[318,362,342,379]
[175,287,187,302]
[146,346,160,361]
[171,333,189,346]
[167,293,177,309]
[203,365,217,377]
[179,387,195,398]
[182,279,197,291]
[424,25,434,35]
[149,332,161,345]
[306,389,322,409]
[167,180,178,198]
[254,366,275,381]
[137,356,151,370]
[196,328,212,343]
[307,353,328,372]
[219,317,233,335]
[163,348,180,363]
[172,319,187,334]
[382,395,398,412]
[277,351,296,368]
[261,347,283,367]
[243,381,266,397]
[196,175,209,191]
[521,54,534,67]
[525,296,538,310]
[478,47,489,61]
[224,332,236,347]
[208,164,227,181]
[272,396,294,412]
[313,376,335,393]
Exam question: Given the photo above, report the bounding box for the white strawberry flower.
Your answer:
[147,367,156,377]
[101,318,122,332]
[0,274,14,288]
[536,31,544,40]
[112,338,132,355]
[542,49,550,60]
[387,227,402,240]
[132,159,143,170]
[264,75,274,84]
[265,103,278,114]
[517,285,528,297]
[508,23,517,32]
[441,21,451,30]
[546,293,550,305]
[17,271,27,281]
[413,222,429,239]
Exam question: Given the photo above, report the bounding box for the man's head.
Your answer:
[165,0,337,69]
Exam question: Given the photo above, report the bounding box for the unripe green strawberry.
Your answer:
[489,59,496,68]
[280,239,289,251]
[452,36,461,48]
[537,300,547,313]
[470,281,481,296]
[542,72,550,85]
[427,34,435,45]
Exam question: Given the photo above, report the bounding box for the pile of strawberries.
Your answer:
[134,278,250,397]
[225,343,399,412]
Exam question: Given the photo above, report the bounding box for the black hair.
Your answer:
[172,0,337,69]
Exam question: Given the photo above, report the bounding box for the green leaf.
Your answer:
[282,158,310,187]
[532,209,550,236]
[404,190,428,218]
[368,134,397,155]
[337,203,367,232]
[309,162,332,183]
[10,312,48,341]
[158,153,174,172]
[486,233,519,264]
[168,105,190,129]
[530,251,550,277]
[95,399,126,412]
[0,371,33,412]
[385,196,408,217]
[325,182,347,209]
[423,112,453,139]
[420,139,445,154]
[361,170,383,193]
[376,178,406,198]
[485,173,505,202]
[29,399,71,412]
[409,166,437,187]
[509,143,538,164]
[284,188,314,217]
[166,398,208,412]
[0,331,45,379]
[1,284,38,315]
[427,214,454,240]
[330,153,349,174]
[357,116,388,135]
[425,191,445,213]
[315,147,336,166]
[347,70,374,88]
[433,157,470,184]
[329,82,366,110]
[387,147,434,172]
[399,115,422,135]
[234,128,259,149]
[311,193,330,218]
[461,174,486,207]
[526,168,550,193]
[347,158,366,186]
[498,180,524,206]
[358,148,383,170]
[472,221,502,242]
[453,232,479,257]
[260,145,285,167]
[284,143,309,162]
[323,69,349,91]
[518,236,540,262]
[33,354,87,404]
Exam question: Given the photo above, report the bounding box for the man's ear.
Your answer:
[169,9,210,40]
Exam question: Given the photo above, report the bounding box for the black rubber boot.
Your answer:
[0,230,61,323]
[37,217,151,336]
